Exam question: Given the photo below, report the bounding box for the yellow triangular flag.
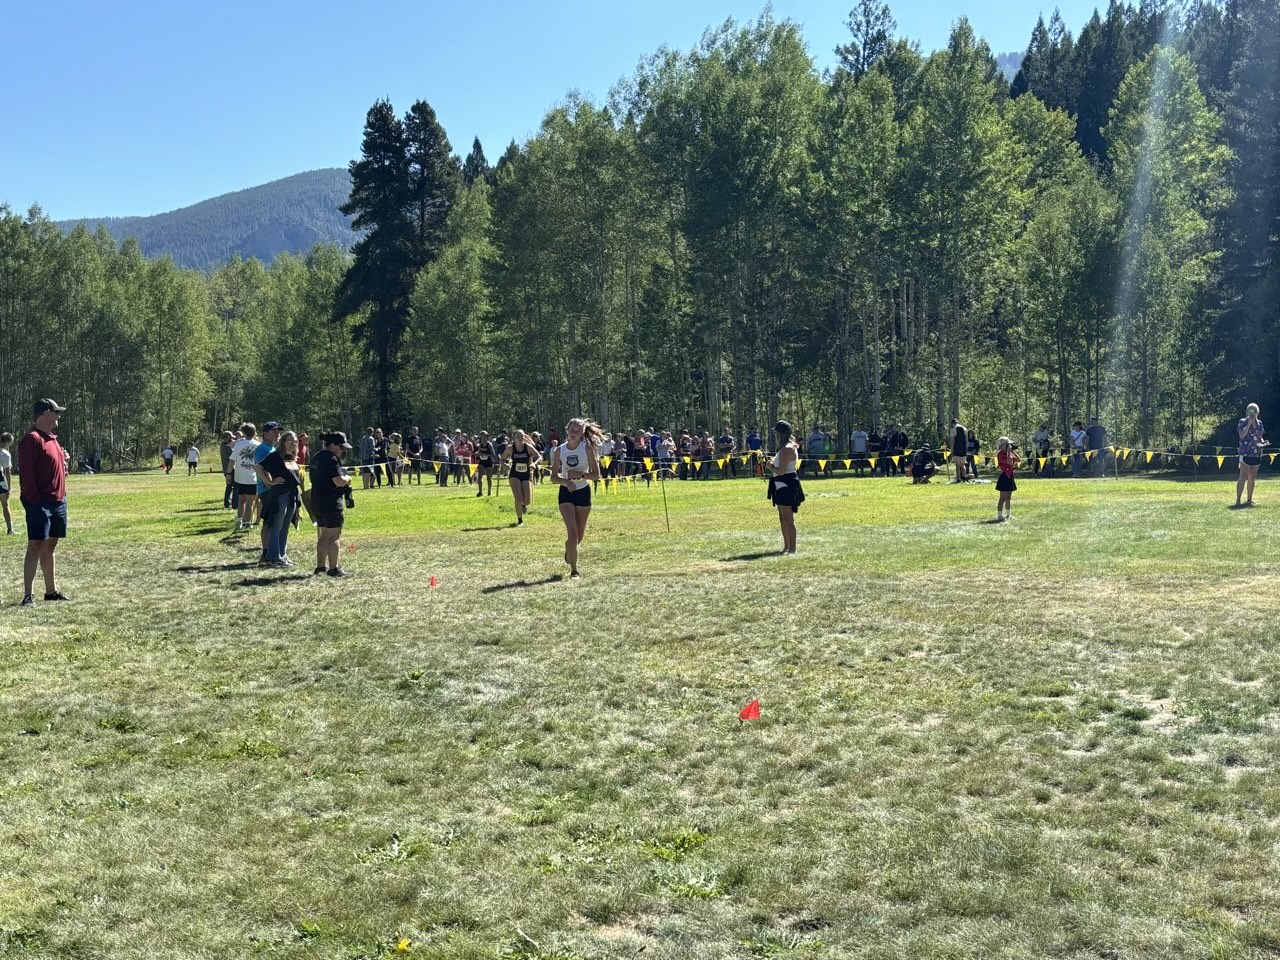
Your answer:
[1145,451,1155,463]
[718,457,728,470]
[1192,455,1200,466]
[904,449,913,457]
[868,456,878,467]
[1060,456,1068,466]
[1036,457,1046,469]
[817,459,826,471]
[891,456,900,466]
[796,459,805,470]
[601,456,612,469]
[739,455,749,465]
[682,456,691,464]
[1085,449,1095,460]
[468,463,477,477]
[1270,453,1278,465]
[1217,456,1226,468]
[644,457,653,472]
[1214,446,1222,456]
[843,459,852,469]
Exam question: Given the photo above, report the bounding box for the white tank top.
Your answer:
[771,445,797,475]
[558,441,591,491]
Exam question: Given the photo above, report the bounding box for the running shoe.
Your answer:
[313,566,327,576]
[20,594,34,607]
[44,591,71,601]
[328,568,350,578]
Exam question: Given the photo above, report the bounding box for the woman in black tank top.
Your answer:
[501,429,542,526]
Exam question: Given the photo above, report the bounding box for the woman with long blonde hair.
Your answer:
[553,418,602,579]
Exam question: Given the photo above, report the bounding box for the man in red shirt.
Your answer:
[19,398,71,607]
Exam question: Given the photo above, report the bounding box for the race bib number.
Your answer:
[515,463,528,474]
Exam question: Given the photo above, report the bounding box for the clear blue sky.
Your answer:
[2,0,1103,220]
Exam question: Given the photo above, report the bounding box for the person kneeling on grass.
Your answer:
[910,444,938,483]
[767,420,804,554]
[995,436,1020,522]
[310,432,353,578]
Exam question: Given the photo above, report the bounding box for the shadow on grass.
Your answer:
[177,562,259,573]
[176,506,224,514]
[721,551,782,562]
[182,525,232,537]
[232,575,313,588]
[462,525,514,532]
[481,574,564,594]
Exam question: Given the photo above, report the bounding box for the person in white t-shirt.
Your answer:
[850,424,869,476]
[230,423,262,531]
[186,444,200,477]
[1070,420,1087,478]
[161,445,175,474]
[597,434,614,492]
[0,431,13,535]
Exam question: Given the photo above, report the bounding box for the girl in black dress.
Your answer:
[766,420,805,554]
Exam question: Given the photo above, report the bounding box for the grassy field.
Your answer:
[2,467,1279,959]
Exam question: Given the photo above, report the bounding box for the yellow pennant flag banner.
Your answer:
[1217,456,1226,468]
[1191,455,1200,466]
[600,456,612,469]
[718,457,729,470]
[644,457,654,472]
[1145,451,1155,463]
[817,460,827,472]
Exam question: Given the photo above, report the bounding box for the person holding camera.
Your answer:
[310,432,354,578]
[1236,403,1266,508]
[994,437,1021,522]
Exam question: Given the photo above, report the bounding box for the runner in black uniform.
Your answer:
[501,429,542,526]
[475,431,497,498]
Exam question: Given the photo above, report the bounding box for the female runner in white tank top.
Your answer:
[552,418,602,579]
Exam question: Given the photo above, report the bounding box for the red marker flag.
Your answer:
[738,698,760,722]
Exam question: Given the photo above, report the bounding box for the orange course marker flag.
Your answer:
[738,698,760,722]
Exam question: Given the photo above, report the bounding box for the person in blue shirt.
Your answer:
[252,421,281,563]
[648,429,661,458]
[746,427,763,476]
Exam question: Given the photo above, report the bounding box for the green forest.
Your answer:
[1,0,1276,462]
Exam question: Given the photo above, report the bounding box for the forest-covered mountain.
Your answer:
[57,168,354,271]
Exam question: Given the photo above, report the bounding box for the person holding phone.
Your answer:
[1236,403,1266,508]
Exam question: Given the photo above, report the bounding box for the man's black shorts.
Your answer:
[315,509,345,530]
[235,482,258,498]
[24,498,68,541]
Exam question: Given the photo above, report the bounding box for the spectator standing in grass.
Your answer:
[219,431,236,508]
[967,430,981,480]
[297,432,309,467]
[850,424,868,476]
[597,432,614,493]
[19,399,71,606]
[0,431,14,535]
[404,427,425,484]
[260,431,305,567]
[358,428,376,489]
[186,442,200,476]
[433,429,451,486]
[1070,420,1087,477]
[950,420,969,482]
[252,422,282,561]
[0,435,13,537]
[161,444,174,474]
[310,432,352,578]
[372,428,388,487]
[1032,423,1051,476]
[767,420,804,555]
[746,426,763,476]
[995,437,1020,522]
[386,432,402,487]
[717,427,736,479]
[230,423,261,531]
[1086,417,1107,477]
[1236,402,1266,508]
